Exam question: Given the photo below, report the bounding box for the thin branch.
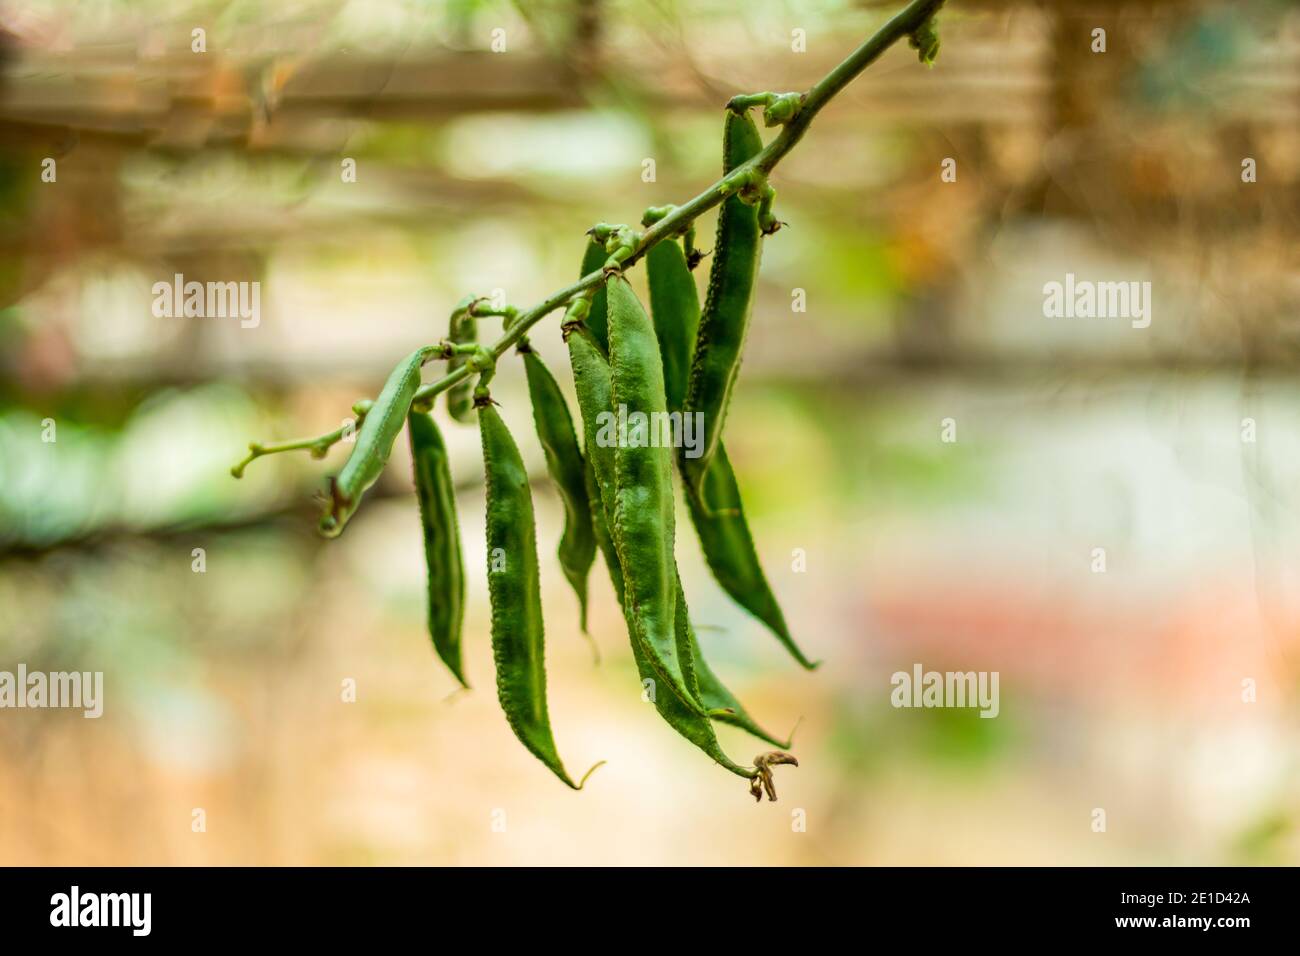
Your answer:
[412,0,945,404]
[238,0,947,467]
[230,426,355,478]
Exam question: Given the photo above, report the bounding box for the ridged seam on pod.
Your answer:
[681,108,765,510]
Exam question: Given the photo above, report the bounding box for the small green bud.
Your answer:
[909,17,940,67]
[761,92,802,127]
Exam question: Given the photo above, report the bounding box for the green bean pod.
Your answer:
[605,276,705,714]
[569,323,759,773]
[567,327,620,534]
[320,345,436,538]
[478,400,600,789]
[578,239,610,355]
[681,108,765,505]
[446,295,478,423]
[408,409,467,687]
[568,323,697,712]
[567,325,646,640]
[521,347,597,632]
[647,234,818,669]
[645,238,700,408]
[592,487,765,769]
[686,446,818,668]
[581,431,752,773]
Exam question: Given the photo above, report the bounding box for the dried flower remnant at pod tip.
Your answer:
[750,752,800,802]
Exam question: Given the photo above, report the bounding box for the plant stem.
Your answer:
[241,0,946,465]
[413,0,945,403]
[230,418,364,477]
[761,0,946,170]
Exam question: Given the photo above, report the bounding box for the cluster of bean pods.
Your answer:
[231,4,947,798]
[233,0,946,801]
[313,107,808,798]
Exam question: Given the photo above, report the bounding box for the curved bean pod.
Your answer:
[583,439,752,773]
[320,345,436,538]
[593,504,749,771]
[408,409,467,687]
[568,324,698,711]
[605,276,704,714]
[647,233,818,669]
[681,108,765,510]
[568,321,758,774]
[479,400,601,789]
[521,347,597,633]
[686,445,819,668]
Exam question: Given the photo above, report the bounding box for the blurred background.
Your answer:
[2,0,1299,865]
